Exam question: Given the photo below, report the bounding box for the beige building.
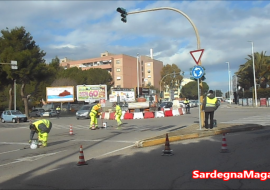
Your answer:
[60,51,163,90]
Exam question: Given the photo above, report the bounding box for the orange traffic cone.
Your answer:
[69,125,74,135]
[77,145,88,166]
[162,133,174,156]
[220,133,229,153]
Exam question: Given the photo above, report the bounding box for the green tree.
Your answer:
[181,81,209,99]
[0,26,50,116]
[236,51,270,90]
[160,64,183,91]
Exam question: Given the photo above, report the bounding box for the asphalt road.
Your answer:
[0,103,270,189]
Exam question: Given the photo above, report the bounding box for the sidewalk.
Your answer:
[135,122,263,148]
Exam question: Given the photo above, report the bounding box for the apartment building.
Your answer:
[60,51,163,90]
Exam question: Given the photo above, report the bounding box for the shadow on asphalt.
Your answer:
[2,124,270,189]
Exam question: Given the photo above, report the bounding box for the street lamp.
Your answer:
[137,53,140,98]
[159,73,176,97]
[225,62,231,104]
[248,41,257,107]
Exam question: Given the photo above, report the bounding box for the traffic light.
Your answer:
[116,7,127,23]
[201,75,206,81]
[160,91,164,98]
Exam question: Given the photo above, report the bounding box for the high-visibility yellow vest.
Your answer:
[32,119,50,132]
[115,105,122,115]
[206,97,217,107]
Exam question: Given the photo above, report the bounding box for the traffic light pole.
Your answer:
[127,7,204,128]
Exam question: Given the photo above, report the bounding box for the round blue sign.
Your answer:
[192,66,204,79]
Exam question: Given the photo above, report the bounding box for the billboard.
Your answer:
[109,88,135,102]
[76,85,107,102]
[46,86,74,102]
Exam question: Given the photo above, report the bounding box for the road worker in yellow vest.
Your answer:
[89,103,101,130]
[184,98,191,114]
[202,90,219,130]
[114,103,122,129]
[29,119,52,147]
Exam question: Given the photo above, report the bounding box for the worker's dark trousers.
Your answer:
[205,111,214,129]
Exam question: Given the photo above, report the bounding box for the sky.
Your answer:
[0,0,270,94]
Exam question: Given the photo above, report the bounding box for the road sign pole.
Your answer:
[197,79,201,130]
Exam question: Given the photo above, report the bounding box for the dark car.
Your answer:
[76,103,96,120]
[29,108,45,117]
[158,101,173,111]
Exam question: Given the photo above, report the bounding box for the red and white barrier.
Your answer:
[144,112,154,119]
[133,112,144,119]
[124,112,133,119]
[172,109,180,116]
[155,111,164,118]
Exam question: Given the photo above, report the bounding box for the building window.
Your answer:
[148,70,151,73]
[116,68,120,72]
[117,85,121,88]
[148,75,151,78]
[117,76,121,80]
[116,60,120,64]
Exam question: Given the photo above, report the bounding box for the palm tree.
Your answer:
[236,51,270,89]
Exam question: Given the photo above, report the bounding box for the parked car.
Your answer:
[158,101,173,111]
[190,100,198,107]
[29,108,45,117]
[225,98,233,103]
[42,109,57,117]
[76,103,96,120]
[1,110,27,123]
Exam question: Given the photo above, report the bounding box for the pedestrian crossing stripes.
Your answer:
[221,115,270,126]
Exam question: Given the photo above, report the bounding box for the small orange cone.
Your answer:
[162,133,174,156]
[77,145,88,166]
[220,133,229,153]
[69,125,74,135]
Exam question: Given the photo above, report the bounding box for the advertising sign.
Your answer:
[109,88,135,102]
[46,86,74,102]
[76,85,107,102]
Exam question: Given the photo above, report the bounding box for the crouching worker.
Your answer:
[29,119,52,147]
[89,103,101,130]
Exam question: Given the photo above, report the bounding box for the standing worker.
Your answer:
[56,106,61,118]
[184,98,191,114]
[29,119,52,147]
[114,103,122,129]
[89,103,101,130]
[202,90,219,130]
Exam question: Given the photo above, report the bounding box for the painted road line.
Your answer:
[94,145,134,158]
[0,142,28,145]
[0,150,67,167]
[0,149,21,155]
[72,139,135,143]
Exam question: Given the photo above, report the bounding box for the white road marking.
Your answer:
[0,149,22,155]
[71,139,135,143]
[94,145,134,158]
[0,142,28,145]
[0,150,67,167]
